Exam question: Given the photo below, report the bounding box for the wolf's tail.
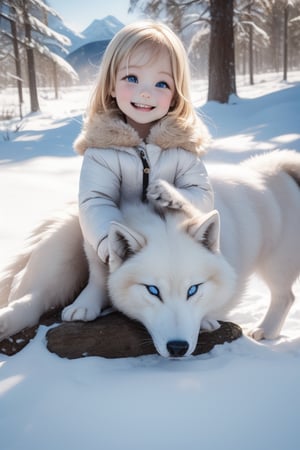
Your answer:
[0,206,87,308]
[243,149,300,187]
[0,219,55,307]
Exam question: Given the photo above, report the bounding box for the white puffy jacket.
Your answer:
[74,111,214,261]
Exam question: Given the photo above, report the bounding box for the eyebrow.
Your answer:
[119,65,173,79]
[159,71,173,78]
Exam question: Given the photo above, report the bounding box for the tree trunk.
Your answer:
[53,60,58,99]
[283,3,288,81]
[207,0,236,103]
[270,3,281,73]
[248,5,254,85]
[10,17,23,118]
[23,4,40,112]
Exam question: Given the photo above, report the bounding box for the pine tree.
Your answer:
[0,0,77,113]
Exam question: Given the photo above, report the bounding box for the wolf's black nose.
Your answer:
[167,340,189,357]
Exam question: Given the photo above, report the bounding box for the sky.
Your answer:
[49,0,138,32]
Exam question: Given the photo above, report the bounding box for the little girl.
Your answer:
[62,20,214,322]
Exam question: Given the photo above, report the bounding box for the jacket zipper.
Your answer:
[137,146,150,202]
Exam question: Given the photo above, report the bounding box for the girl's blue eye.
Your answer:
[126,75,138,83]
[187,284,200,299]
[156,81,169,89]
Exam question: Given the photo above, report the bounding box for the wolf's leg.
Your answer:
[251,229,300,340]
[249,289,295,340]
[62,242,109,322]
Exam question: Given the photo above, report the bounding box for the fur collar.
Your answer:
[74,111,209,156]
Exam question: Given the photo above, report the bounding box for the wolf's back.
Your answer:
[242,149,300,187]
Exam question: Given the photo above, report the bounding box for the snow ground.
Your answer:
[0,72,300,450]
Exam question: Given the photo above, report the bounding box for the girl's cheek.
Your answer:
[160,93,173,109]
[120,83,136,97]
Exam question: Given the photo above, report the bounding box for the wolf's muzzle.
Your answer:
[167,340,189,357]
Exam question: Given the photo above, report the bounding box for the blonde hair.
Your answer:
[87,21,201,132]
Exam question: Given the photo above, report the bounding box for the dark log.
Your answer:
[46,312,242,359]
[0,325,37,356]
[0,308,62,356]
[0,308,242,358]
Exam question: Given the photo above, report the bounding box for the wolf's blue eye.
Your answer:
[187,284,200,299]
[145,285,162,301]
[146,285,160,297]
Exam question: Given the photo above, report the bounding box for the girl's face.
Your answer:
[111,47,175,138]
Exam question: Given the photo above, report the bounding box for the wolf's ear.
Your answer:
[108,222,146,270]
[185,210,220,252]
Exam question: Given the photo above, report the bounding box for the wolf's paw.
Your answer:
[62,304,100,322]
[201,318,220,332]
[248,326,279,341]
[147,180,184,210]
[248,327,265,341]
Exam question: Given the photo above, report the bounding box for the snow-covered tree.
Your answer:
[0,0,78,113]
[257,0,300,78]
[282,0,300,80]
[234,1,270,84]
[0,1,24,116]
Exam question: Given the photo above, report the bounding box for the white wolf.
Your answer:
[0,150,299,357]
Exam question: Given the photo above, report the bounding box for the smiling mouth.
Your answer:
[131,102,155,110]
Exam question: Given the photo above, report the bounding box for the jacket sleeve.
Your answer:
[78,148,123,261]
[174,149,214,212]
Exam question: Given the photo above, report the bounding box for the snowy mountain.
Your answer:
[49,14,124,55]
[47,14,85,56]
[66,40,110,83]
[80,16,124,50]
[48,14,124,82]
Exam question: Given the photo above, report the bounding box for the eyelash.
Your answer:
[124,75,138,83]
[123,75,170,89]
[156,81,170,89]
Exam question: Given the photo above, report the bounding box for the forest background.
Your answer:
[0,0,300,118]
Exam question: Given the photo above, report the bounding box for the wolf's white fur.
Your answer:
[0,150,299,357]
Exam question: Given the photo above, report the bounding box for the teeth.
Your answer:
[133,103,153,108]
